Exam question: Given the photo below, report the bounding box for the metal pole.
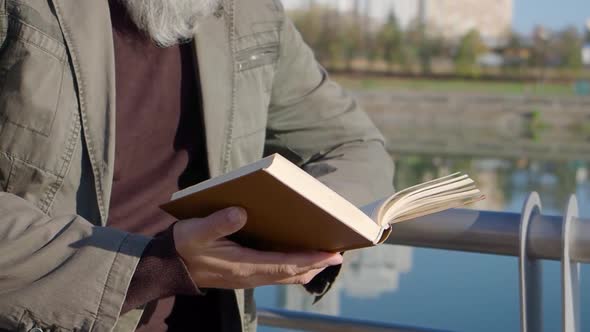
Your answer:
[562,196,581,332]
[384,209,590,263]
[257,307,453,332]
[519,192,543,332]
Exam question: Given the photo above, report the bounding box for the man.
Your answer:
[0,0,393,331]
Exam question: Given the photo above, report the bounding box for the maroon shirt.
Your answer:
[108,3,208,237]
[107,2,210,330]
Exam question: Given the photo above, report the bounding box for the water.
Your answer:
[255,153,590,331]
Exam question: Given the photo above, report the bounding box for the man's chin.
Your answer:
[119,0,220,47]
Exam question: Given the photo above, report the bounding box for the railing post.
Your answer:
[519,192,543,332]
[562,195,580,332]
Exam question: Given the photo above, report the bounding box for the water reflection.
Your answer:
[277,245,413,316]
[341,245,413,298]
[393,155,588,215]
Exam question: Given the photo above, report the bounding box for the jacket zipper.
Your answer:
[236,44,279,71]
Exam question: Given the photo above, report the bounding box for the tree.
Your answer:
[291,7,324,55]
[502,32,527,70]
[403,19,431,72]
[557,27,583,69]
[376,12,402,71]
[290,6,343,66]
[365,33,379,70]
[340,20,363,70]
[507,32,524,49]
[454,29,487,77]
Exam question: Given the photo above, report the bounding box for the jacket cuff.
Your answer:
[90,230,152,332]
[122,227,201,313]
[303,263,342,303]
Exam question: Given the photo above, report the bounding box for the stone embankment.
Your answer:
[354,90,590,161]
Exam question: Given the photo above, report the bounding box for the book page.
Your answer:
[390,189,482,219]
[360,197,391,222]
[391,196,484,223]
[379,173,483,226]
[383,177,475,219]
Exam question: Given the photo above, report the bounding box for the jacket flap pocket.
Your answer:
[236,43,279,72]
[0,19,66,137]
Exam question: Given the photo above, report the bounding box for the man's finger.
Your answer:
[237,248,343,276]
[276,268,327,285]
[181,207,247,244]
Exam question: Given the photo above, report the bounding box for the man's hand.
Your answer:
[173,207,343,289]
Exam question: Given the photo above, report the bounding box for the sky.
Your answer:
[514,0,590,33]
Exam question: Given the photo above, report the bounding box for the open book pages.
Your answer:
[362,172,485,227]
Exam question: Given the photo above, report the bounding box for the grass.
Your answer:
[332,75,577,97]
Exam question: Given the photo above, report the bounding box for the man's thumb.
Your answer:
[188,207,247,243]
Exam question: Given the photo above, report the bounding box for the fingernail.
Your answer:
[326,254,343,266]
[227,207,246,225]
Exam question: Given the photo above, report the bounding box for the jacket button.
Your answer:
[29,328,44,332]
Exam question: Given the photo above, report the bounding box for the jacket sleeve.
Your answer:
[0,193,151,332]
[0,6,151,331]
[266,17,395,299]
[267,18,394,207]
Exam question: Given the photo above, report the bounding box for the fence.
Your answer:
[258,192,588,332]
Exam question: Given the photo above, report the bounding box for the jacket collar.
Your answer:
[51,0,235,223]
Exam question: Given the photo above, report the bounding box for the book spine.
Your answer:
[374,226,392,244]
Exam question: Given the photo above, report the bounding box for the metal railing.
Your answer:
[258,192,588,332]
[257,307,451,332]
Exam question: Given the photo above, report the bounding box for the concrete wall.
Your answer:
[355,90,590,161]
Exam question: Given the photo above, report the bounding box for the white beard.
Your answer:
[119,0,222,47]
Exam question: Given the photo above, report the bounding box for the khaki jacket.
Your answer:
[0,0,393,331]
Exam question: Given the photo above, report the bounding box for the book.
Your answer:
[161,154,484,252]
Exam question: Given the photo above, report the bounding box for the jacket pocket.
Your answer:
[17,309,91,332]
[233,43,279,140]
[236,43,279,72]
[0,19,67,137]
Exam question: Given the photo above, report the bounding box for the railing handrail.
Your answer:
[257,307,452,332]
[385,208,590,263]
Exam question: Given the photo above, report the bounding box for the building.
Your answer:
[340,245,413,299]
[281,0,419,29]
[279,245,413,315]
[424,0,513,46]
[282,0,513,46]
